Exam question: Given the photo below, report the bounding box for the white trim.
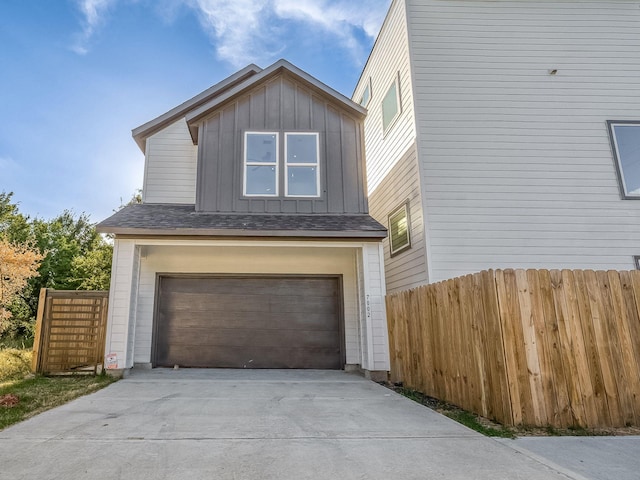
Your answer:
[243,131,279,197]
[125,238,378,248]
[284,132,321,198]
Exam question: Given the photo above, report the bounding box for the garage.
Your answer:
[153,275,343,369]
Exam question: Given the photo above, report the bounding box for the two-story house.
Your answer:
[97,60,389,379]
[354,0,640,293]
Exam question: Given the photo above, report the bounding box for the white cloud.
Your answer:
[186,0,278,67]
[0,156,20,171]
[70,0,390,66]
[71,0,117,55]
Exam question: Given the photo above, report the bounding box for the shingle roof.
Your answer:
[97,204,387,239]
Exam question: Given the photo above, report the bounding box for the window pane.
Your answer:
[287,166,317,196]
[246,165,276,195]
[287,134,317,164]
[246,133,277,163]
[613,125,640,195]
[389,205,410,254]
[382,80,399,131]
[360,84,370,107]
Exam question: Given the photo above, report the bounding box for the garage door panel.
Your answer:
[154,276,343,369]
[162,328,340,349]
[164,346,341,369]
[163,278,338,297]
[163,312,339,331]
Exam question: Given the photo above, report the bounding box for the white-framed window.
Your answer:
[244,132,278,196]
[388,201,411,256]
[359,78,371,107]
[382,74,401,133]
[607,121,640,199]
[285,133,320,197]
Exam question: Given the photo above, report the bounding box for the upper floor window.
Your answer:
[607,121,640,199]
[285,133,320,197]
[382,74,401,134]
[244,132,279,196]
[244,131,320,198]
[359,79,371,107]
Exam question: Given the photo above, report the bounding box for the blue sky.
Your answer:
[0,0,390,222]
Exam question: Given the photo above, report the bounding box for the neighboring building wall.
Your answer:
[368,143,428,293]
[196,73,368,214]
[399,0,640,282]
[127,241,388,371]
[354,0,416,193]
[143,119,197,204]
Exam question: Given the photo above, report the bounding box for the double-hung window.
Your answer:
[388,202,411,256]
[285,133,320,197]
[243,131,320,197]
[607,121,640,199]
[244,132,278,196]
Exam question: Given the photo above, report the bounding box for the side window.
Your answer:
[285,133,320,197]
[388,202,411,257]
[359,79,371,107]
[607,121,640,199]
[635,256,640,270]
[382,74,401,133]
[244,132,279,196]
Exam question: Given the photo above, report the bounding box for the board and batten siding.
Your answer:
[197,73,368,214]
[405,0,640,281]
[143,119,197,204]
[368,143,428,293]
[130,243,384,370]
[353,0,416,194]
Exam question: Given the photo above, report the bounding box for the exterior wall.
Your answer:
[353,0,416,194]
[104,239,138,370]
[197,73,368,214]
[142,119,197,204]
[111,240,389,371]
[407,0,640,281]
[356,243,390,371]
[368,142,428,293]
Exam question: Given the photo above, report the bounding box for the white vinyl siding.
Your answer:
[406,0,640,281]
[143,119,197,204]
[353,0,416,194]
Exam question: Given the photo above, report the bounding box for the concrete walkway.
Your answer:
[0,369,628,479]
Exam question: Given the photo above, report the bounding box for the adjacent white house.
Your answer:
[98,60,389,378]
[353,0,640,293]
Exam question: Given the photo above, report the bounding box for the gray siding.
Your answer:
[368,143,428,293]
[197,74,368,214]
[407,0,640,281]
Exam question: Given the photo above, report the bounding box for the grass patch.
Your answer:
[0,348,33,382]
[0,375,116,430]
[394,386,516,439]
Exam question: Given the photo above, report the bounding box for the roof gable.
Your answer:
[132,64,262,152]
[184,59,368,144]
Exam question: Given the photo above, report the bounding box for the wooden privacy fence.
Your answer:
[386,269,640,428]
[32,289,109,374]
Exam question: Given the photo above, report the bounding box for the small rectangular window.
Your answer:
[388,202,411,256]
[382,74,401,133]
[244,132,278,196]
[635,256,640,270]
[607,121,640,199]
[285,133,320,197]
[359,79,371,107]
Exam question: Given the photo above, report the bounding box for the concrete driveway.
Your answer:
[0,369,622,479]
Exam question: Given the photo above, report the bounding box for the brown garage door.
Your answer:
[153,275,343,369]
